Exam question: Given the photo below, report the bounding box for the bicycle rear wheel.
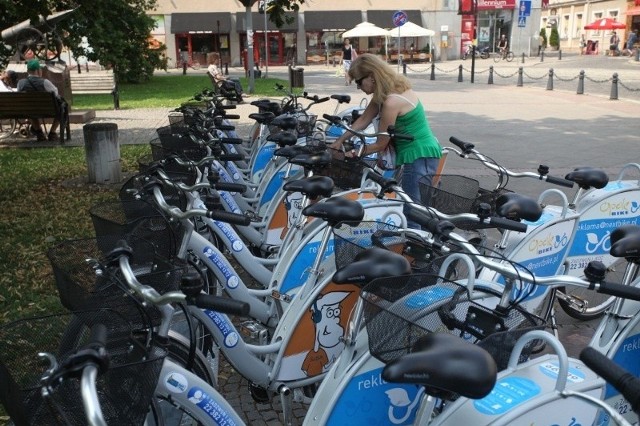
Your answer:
[506,51,515,62]
[0,119,16,140]
[493,52,502,62]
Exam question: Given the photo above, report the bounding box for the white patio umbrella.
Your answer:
[386,21,435,66]
[342,21,389,38]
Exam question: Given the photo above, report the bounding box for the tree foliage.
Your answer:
[1,0,307,80]
[539,28,548,48]
[1,0,166,83]
[549,27,560,49]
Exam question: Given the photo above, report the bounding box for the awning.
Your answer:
[238,12,298,31]
[304,11,361,30]
[171,13,232,33]
[626,6,640,15]
[366,10,423,29]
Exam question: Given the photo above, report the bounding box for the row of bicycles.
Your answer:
[1,84,640,426]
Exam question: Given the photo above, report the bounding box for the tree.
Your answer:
[549,27,560,49]
[539,28,548,49]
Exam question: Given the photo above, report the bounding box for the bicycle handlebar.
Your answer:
[580,347,640,418]
[447,136,575,188]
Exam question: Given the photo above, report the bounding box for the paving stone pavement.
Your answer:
[1,53,639,424]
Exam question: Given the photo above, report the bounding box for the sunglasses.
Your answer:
[355,76,366,87]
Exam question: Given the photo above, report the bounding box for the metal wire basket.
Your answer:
[89,199,181,259]
[360,273,545,370]
[315,148,377,190]
[419,174,480,215]
[0,311,166,426]
[332,221,407,271]
[296,113,317,137]
[47,237,184,328]
[149,137,209,164]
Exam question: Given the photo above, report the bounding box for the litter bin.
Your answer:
[83,123,121,184]
[289,66,304,88]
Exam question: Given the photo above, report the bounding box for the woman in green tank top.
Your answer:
[330,53,442,228]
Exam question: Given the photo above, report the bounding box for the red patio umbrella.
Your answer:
[583,18,626,30]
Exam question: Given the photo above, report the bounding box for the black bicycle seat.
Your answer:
[565,167,609,190]
[332,247,411,286]
[610,225,640,258]
[283,176,335,200]
[302,196,364,225]
[495,193,543,222]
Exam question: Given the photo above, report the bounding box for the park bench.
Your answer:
[70,70,120,109]
[0,91,70,142]
[206,71,243,103]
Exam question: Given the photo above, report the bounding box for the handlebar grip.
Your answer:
[322,113,341,124]
[213,182,247,194]
[220,137,243,145]
[223,114,241,120]
[219,153,246,162]
[449,136,475,153]
[316,97,331,104]
[487,217,528,233]
[88,324,108,349]
[194,294,251,316]
[544,175,575,188]
[597,281,640,302]
[206,209,251,226]
[580,347,640,414]
[216,124,235,132]
[221,104,236,110]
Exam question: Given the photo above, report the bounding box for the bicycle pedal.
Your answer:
[248,381,271,403]
[240,320,269,344]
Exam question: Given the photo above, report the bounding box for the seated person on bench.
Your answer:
[207,53,244,102]
[0,70,17,92]
[16,60,63,141]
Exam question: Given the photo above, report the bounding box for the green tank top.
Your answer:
[393,99,441,165]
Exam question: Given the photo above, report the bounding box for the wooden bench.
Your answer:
[70,71,120,109]
[0,92,70,141]
[207,72,243,103]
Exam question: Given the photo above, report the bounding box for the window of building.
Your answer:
[592,12,603,35]
[574,13,583,38]
[562,15,570,39]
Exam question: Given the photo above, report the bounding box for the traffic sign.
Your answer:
[518,0,531,17]
[518,16,527,27]
[392,10,408,27]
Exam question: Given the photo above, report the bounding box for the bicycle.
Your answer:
[0,118,17,139]
[442,136,640,320]
[493,49,514,62]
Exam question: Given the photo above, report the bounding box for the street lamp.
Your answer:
[459,0,479,83]
[239,0,259,93]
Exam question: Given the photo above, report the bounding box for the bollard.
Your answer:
[225,63,229,75]
[610,73,618,100]
[517,67,523,87]
[541,50,544,62]
[402,62,407,76]
[77,64,82,74]
[183,61,187,75]
[546,68,554,91]
[559,50,562,60]
[458,64,463,82]
[83,123,121,184]
[522,52,525,64]
[488,66,494,84]
[430,63,435,80]
[577,70,584,95]
[636,48,640,62]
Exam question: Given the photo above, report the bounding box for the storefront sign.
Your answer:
[477,0,516,10]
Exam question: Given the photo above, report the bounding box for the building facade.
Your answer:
[148,0,636,67]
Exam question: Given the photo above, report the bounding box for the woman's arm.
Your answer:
[359,98,400,156]
[329,101,379,150]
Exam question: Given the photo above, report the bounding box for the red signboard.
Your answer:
[477,0,516,10]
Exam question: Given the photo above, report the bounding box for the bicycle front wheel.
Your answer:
[557,258,635,320]
[0,118,16,140]
[506,51,515,62]
[493,53,501,63]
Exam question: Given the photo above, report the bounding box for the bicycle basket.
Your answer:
[437,287,546,371]
[332,221,406,271]
[47,237,184,328]
[119,172,188,211]
[89,199,181,259]
[0,311,166,426]
[296,114,317,137]
[361,273,468,364]
[419,174,480,215]
[150,137,209,164]
[316,148,377,190]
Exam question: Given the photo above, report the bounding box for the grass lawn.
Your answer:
[71,74,291,110]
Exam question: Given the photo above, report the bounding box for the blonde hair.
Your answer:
[348,53,412,105]
[207,52,221,65]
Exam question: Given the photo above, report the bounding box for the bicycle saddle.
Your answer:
[283,176,334,200]
[494,193,542,222]
[610,225,640,259]
[565,167,609,190]
[382,333,497,400]
[267,131,297,147]
[288,150,332,169]
[332,247,411,286]
[275,145,319,160]
[271,115,298,131]
[302,196,364,225]
[248,112,275,124]
[330,94,351,104]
